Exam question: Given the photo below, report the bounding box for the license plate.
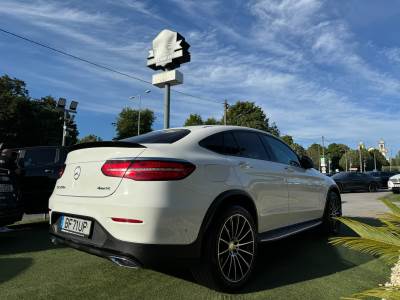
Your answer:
[394,183,400,187]
[60,216,92,237]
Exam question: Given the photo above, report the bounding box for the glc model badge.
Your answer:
[73,166,81,180]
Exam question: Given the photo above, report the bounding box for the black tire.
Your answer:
[191,205,257,292]
[321,191,342,235]
[368,183,377,192]
[337,183,343,193]
[393,190,400,194]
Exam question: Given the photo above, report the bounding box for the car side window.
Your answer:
[232,131,270,160]
[260,134,300,167]
[199,132,240,156]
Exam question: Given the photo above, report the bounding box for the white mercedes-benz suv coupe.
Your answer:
[49,126,341,291]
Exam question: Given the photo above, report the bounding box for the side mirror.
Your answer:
[300,155,314,169]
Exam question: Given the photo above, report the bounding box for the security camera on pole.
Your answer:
[147,29,190,129]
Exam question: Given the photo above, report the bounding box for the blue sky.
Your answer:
[0,0,399,155]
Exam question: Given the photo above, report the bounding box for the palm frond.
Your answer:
[333,217,400,247]
[382,198,400,217]
[347,286,400,300]
[380,212,400,227]
[330,236,400,264]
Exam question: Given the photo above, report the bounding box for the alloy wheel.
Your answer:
[329,194,342,232]
[217,214,255,284]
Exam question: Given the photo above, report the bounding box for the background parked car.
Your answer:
[332,172,381,193]
[365,171,399,189]
[388,174,400,194]
[16,146,68,213]
[0,168,23,227]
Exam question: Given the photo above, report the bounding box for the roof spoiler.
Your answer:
[69,141,146,152]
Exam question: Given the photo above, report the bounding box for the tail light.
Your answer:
[58,164,66,178]
[101,159,195,181]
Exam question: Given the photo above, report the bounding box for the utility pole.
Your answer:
[359,142,363,172]
[321,136,326,173]
[345,150,348,172]
[62,110,67,146]
[223,100,228,125]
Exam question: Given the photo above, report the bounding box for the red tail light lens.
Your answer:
[101,160,132,178]
[58,164,66,178]
[101,160,195,181]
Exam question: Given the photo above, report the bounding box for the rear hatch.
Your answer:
[55,142,145,197]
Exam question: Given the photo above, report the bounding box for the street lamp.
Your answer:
[129,90,151,136]
[57,98,78,147]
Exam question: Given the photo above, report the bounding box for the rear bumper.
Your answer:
[49,212,201,267]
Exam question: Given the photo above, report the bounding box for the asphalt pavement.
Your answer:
[341,190,391,218]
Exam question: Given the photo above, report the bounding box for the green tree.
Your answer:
[0,75,78,147]
[115,108,155,139]
[307,143,326,170]
[327,143,350,171]
[78,134,103,144]
[281,135,307,156]
[224,101,280,136]
[184,114,203,126]
[204,117,219,125]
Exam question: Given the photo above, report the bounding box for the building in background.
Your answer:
[378,139,388,160]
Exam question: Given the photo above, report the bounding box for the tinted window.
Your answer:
[199,132,240,155]
[199,133,223,153]
[232,131,270,160]
[260,135,299,166]
[122,129,190,144]
[23,148,56,167]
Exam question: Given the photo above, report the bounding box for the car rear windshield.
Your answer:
[121,129,190,144]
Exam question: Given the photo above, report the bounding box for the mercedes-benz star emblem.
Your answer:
[73,166,81,180]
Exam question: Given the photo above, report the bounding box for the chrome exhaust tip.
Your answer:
[109,255,140,269]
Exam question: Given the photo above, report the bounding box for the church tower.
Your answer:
[378,139,388,159]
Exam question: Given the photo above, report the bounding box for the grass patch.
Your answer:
[381,193,400,202]
[0,221,390,299]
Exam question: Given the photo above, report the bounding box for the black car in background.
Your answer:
[16,146,68,213]
[366,171,399,189]
[332,172,381,193]
[0,168,23,227]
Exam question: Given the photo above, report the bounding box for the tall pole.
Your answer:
[224,100,228,125]
[322,136,326,173]
[62,110,67,147]
[137,94,141,135]
[373,151,377,171]
[164,83,170,129]
[359,143,362,172]
[345,150,348,172]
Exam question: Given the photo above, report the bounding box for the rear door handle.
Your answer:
[44,169,54,174]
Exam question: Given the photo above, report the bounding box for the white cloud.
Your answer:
[0,0,120,25]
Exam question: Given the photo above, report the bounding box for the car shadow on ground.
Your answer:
[156,217,380,294]
[0,222,63,256]
[242,217,380,293]
[0,257,33,284]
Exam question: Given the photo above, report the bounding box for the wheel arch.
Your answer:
[196,189,258,245]
[327,185,341,204]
